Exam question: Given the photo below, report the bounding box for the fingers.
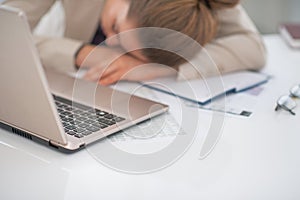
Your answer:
[84,67,103,82]
[83,54,148,85]
[99,65,131,85]
[84,63,117,82]
[99,71,123,85]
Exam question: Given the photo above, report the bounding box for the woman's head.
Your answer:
[101,0,240,66]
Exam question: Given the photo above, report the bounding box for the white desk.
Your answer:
[1,35,300,200]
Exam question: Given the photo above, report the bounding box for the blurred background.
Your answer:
[241,0,300,34]
[1,0,300,34]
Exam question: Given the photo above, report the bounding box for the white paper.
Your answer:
[142,71,269,105]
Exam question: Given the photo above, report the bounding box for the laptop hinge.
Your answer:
[49,140,61,149]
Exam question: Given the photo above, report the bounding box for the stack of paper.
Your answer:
[142,71,269,105]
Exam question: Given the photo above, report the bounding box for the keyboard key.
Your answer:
[55,101,62,106]
[66,115,74,120]
[98,118,106,123]
[64,107,73,111]
[104,114,115,119]
[66,131,76,136]
[114,117,125,122]
[98,118,115,126]
[99,124,109,129]
[64,118,74,123]
[62,122,69,127]
[92,123,108,129]
[88,115,99,120]
[73,128,85,133]
[82,131,93,136]
[68,120,76,125]
[96,110,108,116]
[78,123,89,128]
[73,119,84,125]
[72,114,81,119]
[65,125,77,130]
[73,109,85,115]
[85,119,96,124]
[74,134,84,138]
[86,126,100,132]
[57,108,64,113]
[74,117,87,122]
[81,112,92,118]
[58,104,68,109]
[105,120,116,126]
[61,111,72,116]
[54,95,126,139]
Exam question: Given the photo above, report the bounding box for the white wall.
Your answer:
[241,0,300,34]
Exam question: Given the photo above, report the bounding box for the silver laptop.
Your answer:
[0,6,168,152]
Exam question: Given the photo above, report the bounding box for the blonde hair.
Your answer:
[128,0,240,67]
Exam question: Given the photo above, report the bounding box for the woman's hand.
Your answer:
[84,53,176,85]
[75,44,123,69]
[75,44,177,85]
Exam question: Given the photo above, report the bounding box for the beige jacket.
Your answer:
[3,0,266,79]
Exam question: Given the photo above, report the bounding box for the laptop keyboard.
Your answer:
[52,95,125,139]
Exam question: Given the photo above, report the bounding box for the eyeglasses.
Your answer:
[275,85,300,115]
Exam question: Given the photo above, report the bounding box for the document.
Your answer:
[142,71,269,105]
[70,70,269,106]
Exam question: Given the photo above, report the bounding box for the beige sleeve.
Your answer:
[34,36,83,73]
[177,5,267,80]
[3,0,83,74]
